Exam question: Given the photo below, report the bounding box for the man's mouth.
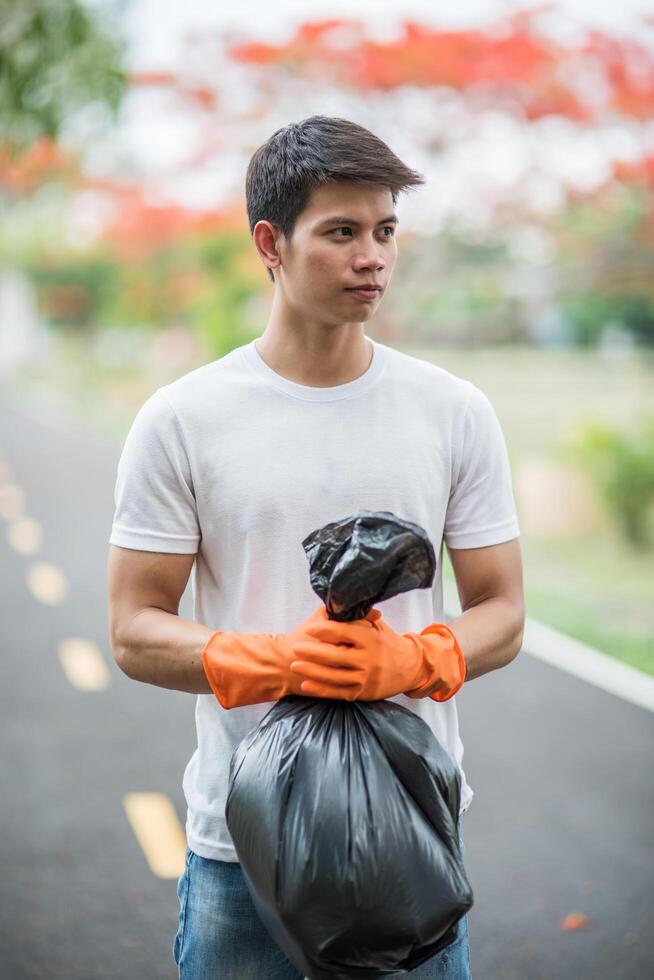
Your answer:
[346,286,381,299]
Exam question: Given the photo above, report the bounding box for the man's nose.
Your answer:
[353,248,385,270]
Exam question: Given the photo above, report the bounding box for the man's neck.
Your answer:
[254,327,373,388]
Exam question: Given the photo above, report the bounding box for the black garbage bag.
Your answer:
[225,510,474,980]
[301,510,436,621]
[226,696,474,979]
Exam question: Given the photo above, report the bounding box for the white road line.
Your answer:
[522,616,654,713]
[443,580,654,713]
[123,793,187,879]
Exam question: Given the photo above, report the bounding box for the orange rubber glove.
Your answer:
[200,604,377,709]
[289,607,467,702]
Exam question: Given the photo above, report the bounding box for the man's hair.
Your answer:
[245,115,425,283]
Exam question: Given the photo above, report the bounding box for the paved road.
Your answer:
[0,386,652,980]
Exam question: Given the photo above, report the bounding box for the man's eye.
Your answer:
[330,227,395,237]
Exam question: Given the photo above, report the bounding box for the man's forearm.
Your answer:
[115,608,215,694]
[114,596,523,696]
[445,597,524,683]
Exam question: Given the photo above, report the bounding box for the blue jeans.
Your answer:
[173,834,472,979]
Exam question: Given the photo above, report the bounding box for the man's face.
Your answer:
[275,181,398,323]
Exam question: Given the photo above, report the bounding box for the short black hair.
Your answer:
[245,115,425,283]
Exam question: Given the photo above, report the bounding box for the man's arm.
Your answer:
[107,545,213,694]
[445,538,525,683]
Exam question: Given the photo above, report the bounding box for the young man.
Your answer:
[107,115,524,979]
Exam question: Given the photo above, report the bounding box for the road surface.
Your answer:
[0,386,651,979]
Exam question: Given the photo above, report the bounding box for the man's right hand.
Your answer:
[201,604,376,709]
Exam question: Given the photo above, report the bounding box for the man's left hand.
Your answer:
[289,607,466,702]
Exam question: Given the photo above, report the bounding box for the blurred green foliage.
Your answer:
[571,414,654,548]
[188,234,261,359]
[561,292,654,348]
[30,256,118,324]
[26,229,262,358]
[0,0,126,151]
[554,184,654,348]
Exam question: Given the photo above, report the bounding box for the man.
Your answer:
[107,114,524,979]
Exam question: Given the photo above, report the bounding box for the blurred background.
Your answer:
[1,2,653,978]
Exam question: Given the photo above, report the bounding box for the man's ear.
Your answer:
[253,220,282,276]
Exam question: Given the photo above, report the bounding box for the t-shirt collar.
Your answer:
[241,335,386,402]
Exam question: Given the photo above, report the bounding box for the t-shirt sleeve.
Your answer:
[444,383,520,549]
[109,388,201,553]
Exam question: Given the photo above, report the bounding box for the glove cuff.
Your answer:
[404,622,467,702]
[201,630,289,709]
[201,631,234,709]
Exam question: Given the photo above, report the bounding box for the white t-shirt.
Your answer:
[109,335,520,862]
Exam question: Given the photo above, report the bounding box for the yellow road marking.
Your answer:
[123,793,186,879]
[58,638,110,690]
[0,482,23,520]
[26,561,68,604]
[7,516,42,555]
